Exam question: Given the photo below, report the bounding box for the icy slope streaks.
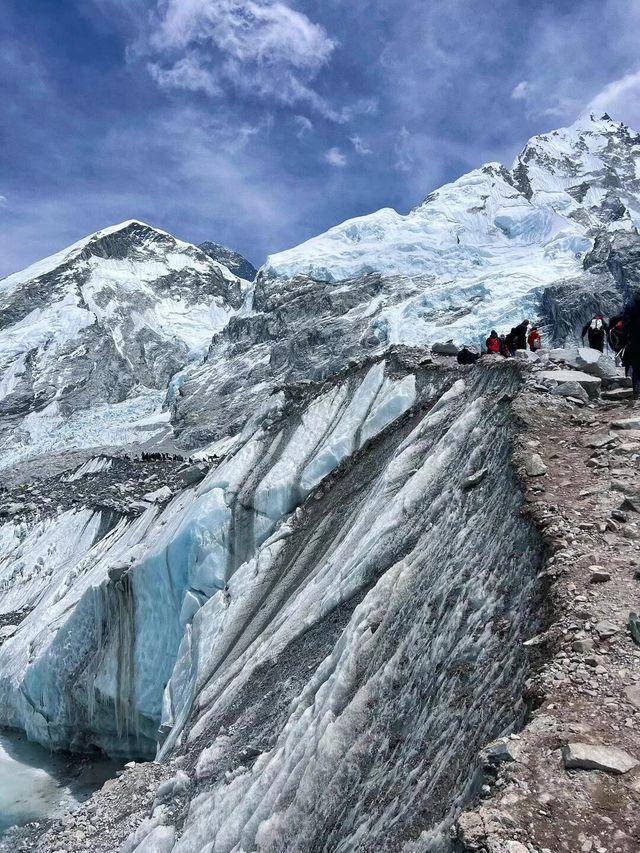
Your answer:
[0,357,543,850]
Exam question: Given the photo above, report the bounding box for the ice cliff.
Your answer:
[0,113,639,851]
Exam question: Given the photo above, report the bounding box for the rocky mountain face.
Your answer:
[198,241,257,281]
[0,220,243,470]
[0,116,640,852]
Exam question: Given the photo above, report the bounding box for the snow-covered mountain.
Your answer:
[0,220,244,468]
[198,240,257,281]
[1,115,640,853]
[263,114,640,346]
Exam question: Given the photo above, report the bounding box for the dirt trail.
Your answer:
[458,390,640,853]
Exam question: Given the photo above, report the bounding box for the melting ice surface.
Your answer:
[0,729,119,834]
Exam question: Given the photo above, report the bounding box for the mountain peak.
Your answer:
[198,241,257,281]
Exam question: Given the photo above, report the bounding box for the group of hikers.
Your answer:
[456,319,542,365]
[454,292,640,398]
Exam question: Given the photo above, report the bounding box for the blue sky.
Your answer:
[2,0,640,276]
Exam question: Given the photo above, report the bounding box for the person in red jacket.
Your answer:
[527,326,542,351]
[485,330,500,354]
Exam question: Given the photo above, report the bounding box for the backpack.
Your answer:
[590,317,603,331]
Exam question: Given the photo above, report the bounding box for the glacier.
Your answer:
[1,113,640,850]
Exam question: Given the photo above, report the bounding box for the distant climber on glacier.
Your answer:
[485,330,500,354]
[581,315,608,352]
[621,295,640,398]
[457,346,480,365]
[527,326,542,352]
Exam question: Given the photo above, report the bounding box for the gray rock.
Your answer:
[524,453,547,476]
[548,346,618,379]
[480,736,517,766]
[563,742,639,774]
[611,417,640,430]
[431,341,460,356]
[179,463,209,487]
[589,568,611,583]
[551,381,589,403]
[594,620,618,639]
[462,468,487,489]
[142,486,173,504]
[539,369,601,397]
[514,349,539,362]
[602,387,634,400]
[625,685,640,710]
[629,611,640,647]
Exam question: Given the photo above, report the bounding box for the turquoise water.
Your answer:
[0,729,120,834]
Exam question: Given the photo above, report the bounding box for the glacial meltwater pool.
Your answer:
[0,729,120,834]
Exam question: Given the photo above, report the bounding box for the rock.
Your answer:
[611,417,640,431]
[563,742,639,774]
[625,685,640,710]
[480,736,517,766]
[179,463,208,487]
[108,563,129,582]
[431,341,459,356]
[462,468,487,489]
[583,433,617,449]
[0,502,23,517]
[589,568,611,583]
[572,638,594,653]
[0,625,17,639]
[551,382,589,403]
[524,453,547,476]
[549,346,618,379]
[594,620,618,639]
[142,486,173,504]
[515,349,539,362]
[629,612,640,647]
[539,369,601,397]
[602,387,634,400]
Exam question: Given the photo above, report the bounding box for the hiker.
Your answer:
[508,319,529,353]
[485,330,500,354]
[499,334,510,358]
[457,346,480,365]
[527,326,542,351]
[622,294,640,398]
[609,315,625,363]
[581,314,609,352]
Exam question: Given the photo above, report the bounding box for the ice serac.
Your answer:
[0,220,243,469]
[262,114,640,347]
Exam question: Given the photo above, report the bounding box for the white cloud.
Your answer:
[148,55,220,95]
[349,134,372,155]
[294,115,313,138]
[394,126,413,172]
[0,195,8,208]
[587,69,640,126]
[511,80,529,100]
[324,147,347,167]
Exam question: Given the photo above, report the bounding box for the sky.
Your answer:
[3,0,640,277]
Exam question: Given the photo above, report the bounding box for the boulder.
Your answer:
[514,349,539,362]
[142,486,173,504]
[594,620,618,639]
[629,611,640,647]
[480,736,517,766]
[625,685,640,711]
[462,468,487,489]
[611,417,640,431]
[549,346,618,380]
[524,453,547,476]
[602,387,634,400]
[431,341,459,356]
[563,742,639,774]
[589,568,611,583]
[0,625,17,639]
[551,382,589,403]
[179,462,209,487]
[539,369,601,397]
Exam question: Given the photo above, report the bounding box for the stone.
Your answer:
[480,736,517,766]
[594,620,618,639]
[431,341,459,356]
[602,387,634,400]
[611,417,640,431]
[462,468,487,489]
[142,486,173,504]
[524,453,548,476]
[563,742,639,774]
[572,638,594,653]
[629,612,640,647]
[583,433,617,449]
[179,463,208,487]
[539,369,601,397]
[549,346,618,379]
[515,349,539,362]
[551,382,589,403]
[0,625,17,639]
[624,684,640,710]
[589,568,611,583]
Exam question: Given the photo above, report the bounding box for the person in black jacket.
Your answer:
[581,315,609,351]
[507,319,529,353]
[457,346,480,365]
[622,295,640,398]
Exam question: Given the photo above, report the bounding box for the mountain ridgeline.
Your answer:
[0,114,639,852]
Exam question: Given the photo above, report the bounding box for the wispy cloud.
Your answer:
[294,115,313,138]
[0,195,8,208]
[349,134,372,155]
[511,81,529,100]
[587,69,640,126]
[324,147,347,167]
